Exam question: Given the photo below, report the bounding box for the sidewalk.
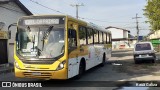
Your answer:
[0,63,14,74]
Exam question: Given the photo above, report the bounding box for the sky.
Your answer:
[20,0,150,36]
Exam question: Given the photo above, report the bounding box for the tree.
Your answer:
[144,0,160,31]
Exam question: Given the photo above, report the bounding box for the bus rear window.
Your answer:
[135,43,151,51]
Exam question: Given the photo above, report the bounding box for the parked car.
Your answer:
[133,42,156,64]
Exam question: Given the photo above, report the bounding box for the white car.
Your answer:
[133,42,156,64]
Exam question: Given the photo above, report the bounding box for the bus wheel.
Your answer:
[77,60,85,79]
[100,54,106,67]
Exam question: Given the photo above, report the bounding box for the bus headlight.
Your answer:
[14,61,20,69]
[56,60,66,70]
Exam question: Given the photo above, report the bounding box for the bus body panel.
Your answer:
[67,43,112,79]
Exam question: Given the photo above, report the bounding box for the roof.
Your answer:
[105,26,130,33]
[0,0,32,15]
[87,22,111,34]
[147,31,154,36]
[0,0,9,4]
[128,33,135,38]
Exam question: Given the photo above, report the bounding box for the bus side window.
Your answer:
[79,26,87,45]
[68,29,77,48]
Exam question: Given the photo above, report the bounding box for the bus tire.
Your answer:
[100,53,106,67]
[76,59,85,79]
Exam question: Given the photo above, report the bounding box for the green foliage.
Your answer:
[144,0,160,31]
[79,29,86,39]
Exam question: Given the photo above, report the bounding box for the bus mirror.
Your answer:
[8,23,17,39]
[8,23,17,31]
[68,29,76,38]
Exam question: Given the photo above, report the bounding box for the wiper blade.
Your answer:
[41,26,54,50]
[41,26,54,41]
[35,46,42,56]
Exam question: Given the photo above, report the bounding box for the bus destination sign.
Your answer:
[24,19,60,25]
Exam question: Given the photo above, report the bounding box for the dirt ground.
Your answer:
[110,49,160,81]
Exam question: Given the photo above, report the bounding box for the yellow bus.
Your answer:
[14,15,112,80]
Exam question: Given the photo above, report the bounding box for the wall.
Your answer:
[123,31,128,38]
[0,2,28,64]
[107,28,130,49]
[148,30,160,40]
[148,30,160,52]
[108,28,123,39]
[112,40,129,49]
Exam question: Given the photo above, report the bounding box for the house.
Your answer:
[106,26,131,49]
[0,0,32,64]
[147,30,160,52]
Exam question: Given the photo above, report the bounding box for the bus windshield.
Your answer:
[16,26,65,58]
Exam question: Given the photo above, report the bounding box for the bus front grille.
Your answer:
[23,72,52,79]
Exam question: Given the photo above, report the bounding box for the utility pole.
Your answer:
[132,13,142,42]
[70,3,84,19]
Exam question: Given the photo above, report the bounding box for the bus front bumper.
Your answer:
[14,67,67,80]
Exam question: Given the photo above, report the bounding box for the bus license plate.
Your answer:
[32,72,41,75]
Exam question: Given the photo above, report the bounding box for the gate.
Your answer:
[0,31,8,64]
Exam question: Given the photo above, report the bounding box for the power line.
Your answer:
[79,17,147,23]
[79,17,139,23]
[29,0,65,14]
[139,29,150,30]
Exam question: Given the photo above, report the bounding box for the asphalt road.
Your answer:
[1,49,160,90]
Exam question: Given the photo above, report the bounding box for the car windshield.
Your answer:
[16,26,65,59]
[135,43,151,51]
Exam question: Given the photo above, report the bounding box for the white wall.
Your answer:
[148,30,160,40]
[112,40,130,49]
[0,2,28,64]
[123,31,128,38]
[108,28,123,39]
[107,28,130,49]
[107,28,129,39]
